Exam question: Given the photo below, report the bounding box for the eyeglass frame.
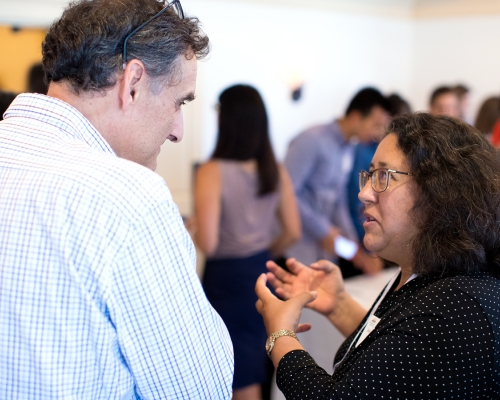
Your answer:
[122,0,184,67]
[359,168,412,193]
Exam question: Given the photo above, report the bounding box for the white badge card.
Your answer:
[355,315,381,347]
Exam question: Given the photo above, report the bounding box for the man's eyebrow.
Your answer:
[180,93,196,103]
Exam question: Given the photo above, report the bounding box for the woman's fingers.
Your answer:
[266,260,293,283]
[285,258,306,275]
[266,272,284,291]
[255,298,263,314]
[290,290,318,310]
[310,259,336,273]
[255,273,272,300]
[296,323,312,333]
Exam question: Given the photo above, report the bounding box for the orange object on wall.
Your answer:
[0,25,47,93]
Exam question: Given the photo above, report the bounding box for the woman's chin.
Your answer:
[362,236,380,254]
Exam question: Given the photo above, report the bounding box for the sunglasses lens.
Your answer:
[172,1,184,18]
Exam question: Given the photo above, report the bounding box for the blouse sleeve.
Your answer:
[276,285,497,399]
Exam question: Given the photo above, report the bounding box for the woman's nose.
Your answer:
[359,179,377,204]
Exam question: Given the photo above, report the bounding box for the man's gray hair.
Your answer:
[42,0,209,94]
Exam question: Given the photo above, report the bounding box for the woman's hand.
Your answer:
[266,258,367,337]
[255,273,317,335]
[266,258,345,318]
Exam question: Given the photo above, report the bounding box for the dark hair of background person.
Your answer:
[386,93,412,117]
[42,0,209,94]
[429,86,456,106]
[0,91,17,121]
[453,83,470,99]
[27,63,48,95]
[212,84,279,196]
[474,96,500,134]
[345,87,390,116]
[388,113,500,277]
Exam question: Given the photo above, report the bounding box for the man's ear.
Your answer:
[118,60,146,109]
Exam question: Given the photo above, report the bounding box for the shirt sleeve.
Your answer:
[276,287,496,399]
[285,133,331,240]
[108,196,234,399]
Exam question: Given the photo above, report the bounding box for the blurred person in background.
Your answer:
[0,91,16,121]
[453,83,471,123]
[27,62,48,95]
[490,118,500,148]
[194,84,301,400]
[429,85,460,118]
[284,87,389,276]
[474,96,500,140]
[343,92,412,278]
[386,93,412,117]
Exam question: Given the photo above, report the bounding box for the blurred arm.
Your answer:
[270,165,302,258]
[284,134,333,241]
[193,161,221,257]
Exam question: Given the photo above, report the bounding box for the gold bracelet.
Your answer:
[265,329,299,358]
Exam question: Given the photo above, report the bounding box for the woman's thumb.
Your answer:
[291,291,317,309]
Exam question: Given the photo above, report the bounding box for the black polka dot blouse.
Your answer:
[276,272,500,399]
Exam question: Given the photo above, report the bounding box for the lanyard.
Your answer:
[332,268,416,373]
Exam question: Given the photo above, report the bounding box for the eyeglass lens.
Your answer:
[374,169,389,191]
[359,171,368,191]
[359,170,390,192]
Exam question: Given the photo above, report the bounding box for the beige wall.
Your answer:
[0,26,46,93]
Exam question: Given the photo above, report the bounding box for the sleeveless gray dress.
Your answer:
[202,160,280,389]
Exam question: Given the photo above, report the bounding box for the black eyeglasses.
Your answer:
[122,0,184,67]
[359,168,412,193]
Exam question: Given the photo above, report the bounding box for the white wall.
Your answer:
[159,0,414,214]
[184,0,414,162]
[412,14,500,121]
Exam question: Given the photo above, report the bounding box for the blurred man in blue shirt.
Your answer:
[284,88,390,276]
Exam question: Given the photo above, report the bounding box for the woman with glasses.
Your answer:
[256,113,500,399]
[194,84,301,400]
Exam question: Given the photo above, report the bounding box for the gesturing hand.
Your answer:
[265,258,346,319]
[255,273,317,336]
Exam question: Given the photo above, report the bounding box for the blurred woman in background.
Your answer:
[194,84,301,400]
[474,96,500,139]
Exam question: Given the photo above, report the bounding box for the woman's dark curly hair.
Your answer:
[42,0,209,94]
[388,113,500,277]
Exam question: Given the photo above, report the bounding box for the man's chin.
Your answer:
[140,157,157,171]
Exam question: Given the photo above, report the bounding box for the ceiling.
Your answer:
[1,0,500,27]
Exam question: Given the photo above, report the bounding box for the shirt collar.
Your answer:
[4,93,116,156]
[332,119,356,146]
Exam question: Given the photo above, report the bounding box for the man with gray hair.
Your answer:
[0,0,233,398]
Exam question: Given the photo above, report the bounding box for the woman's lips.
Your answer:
[363,213,377,228]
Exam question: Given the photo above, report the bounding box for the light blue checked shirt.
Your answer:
[0,94,233,399]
